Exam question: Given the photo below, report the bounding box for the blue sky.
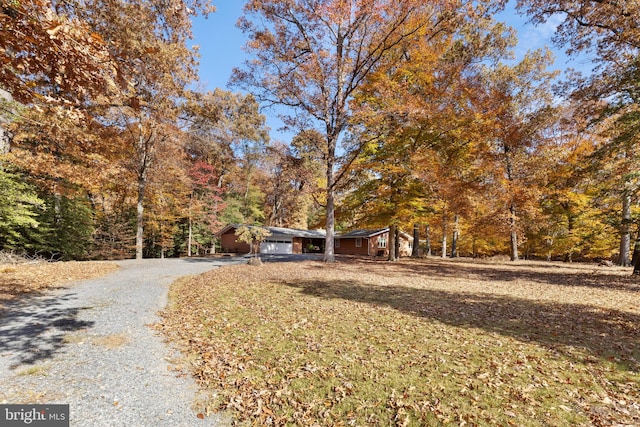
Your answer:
[189,2,590,142]
[191,2,246,93]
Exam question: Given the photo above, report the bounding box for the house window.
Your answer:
[335,238,340,248]
[355,237,362,248]
[378,236,387,248]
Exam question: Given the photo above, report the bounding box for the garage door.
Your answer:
[260,238,293,254]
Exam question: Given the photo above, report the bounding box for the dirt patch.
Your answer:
[90,333,130,349]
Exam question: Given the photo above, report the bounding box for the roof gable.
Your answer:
[336,228,388,239]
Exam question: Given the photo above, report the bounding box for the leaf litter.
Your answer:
[0,260,119,309]
[158,257,640,426]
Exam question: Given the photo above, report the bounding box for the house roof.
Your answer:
[215,224,325,239]
[336,228,388,239]
[263,226,325,238]
[215,224,412,241]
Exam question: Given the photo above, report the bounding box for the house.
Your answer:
[216,224,413,257]
[216,224,325,255]
[335,228,413,257]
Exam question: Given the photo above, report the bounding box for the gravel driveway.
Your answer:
[0,257,245,426]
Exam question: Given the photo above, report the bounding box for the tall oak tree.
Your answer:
[232,0,480,262]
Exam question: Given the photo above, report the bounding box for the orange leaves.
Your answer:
[0,0,117,104]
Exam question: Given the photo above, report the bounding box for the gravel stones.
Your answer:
[0,257,243,426]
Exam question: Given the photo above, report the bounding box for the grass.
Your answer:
[63,332,130,349]
[90,333,130,349]
[16,364,49,377]
[159,257,640,426]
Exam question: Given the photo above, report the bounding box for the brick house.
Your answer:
[216,225,413,257]
[216,224,325,255]
[335,229,413,257]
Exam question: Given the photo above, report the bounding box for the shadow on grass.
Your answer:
[0,291,94,368]
[330,256,640,293]
[285,276,640,372]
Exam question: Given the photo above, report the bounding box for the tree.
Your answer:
[517,0,639,58]
[0,0,116,104]
[64,0,213,259]
[184,90,270,227]
[475,50,557,261]
[286,130,328,229]
[234,225,271,262]
[3,0,214,260]
[583,124,640,266]
[35,194,95,260]
[264,142,317,228]
[411,224,420,257]
[233,0,481,262]
[517,0,640,269]
[143,138,191,258]
[0,166,43,250]
[343,5,515,259]
[186,160,226,255]
[388,224,398,261]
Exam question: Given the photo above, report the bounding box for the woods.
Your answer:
[1,0,639,265]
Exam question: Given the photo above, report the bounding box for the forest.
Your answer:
[0,0,638,266]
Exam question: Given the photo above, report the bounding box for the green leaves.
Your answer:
[0,166,43,248]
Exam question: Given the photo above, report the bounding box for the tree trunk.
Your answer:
[451,214,459,258]
[388,224,397,261]
[187,208,193,257]
[472,235,477,258]
[324,186,336,262]
[134,127,153,261]
[412,224,420,257]
[425,225,431,256]
[509,203,518,261]
[631,222,640,266]
[441,210,447,258]
[619,191,631,266]
[472,211,478,258]
[395,226,400,259]
[564,212,575,263]
[136,178,145,260]
[324,141,336,262]
[633,249,640,275]
[504,145,518,262]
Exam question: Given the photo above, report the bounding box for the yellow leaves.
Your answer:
[46,24,63,37]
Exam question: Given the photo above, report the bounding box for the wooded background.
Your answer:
[1,0,638,265]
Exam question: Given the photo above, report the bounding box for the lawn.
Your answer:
[159,257,640,426]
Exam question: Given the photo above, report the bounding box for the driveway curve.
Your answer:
[0,257,245,426]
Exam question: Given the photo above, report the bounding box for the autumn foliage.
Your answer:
[0,0,638,265]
